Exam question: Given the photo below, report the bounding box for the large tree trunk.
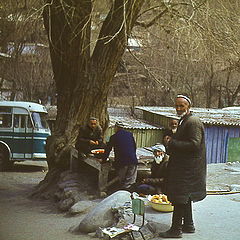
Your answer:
[32,0,145,200]
[42,0,144,169]
[42,0,93,169]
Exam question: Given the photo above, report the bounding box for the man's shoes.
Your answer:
[182,224,195,233]
[159,228,182,238]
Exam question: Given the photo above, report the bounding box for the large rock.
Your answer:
[69,200,97,215]
[78,190,131,233]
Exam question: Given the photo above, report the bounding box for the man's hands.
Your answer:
[89,140,99,145]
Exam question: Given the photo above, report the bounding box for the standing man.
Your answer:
[75,117,103,157]
[102,121,138,191]
[159,95,206,238]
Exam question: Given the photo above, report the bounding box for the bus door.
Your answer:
[31,112,50,159]
[12,107,33,160]
[0,107,13,155]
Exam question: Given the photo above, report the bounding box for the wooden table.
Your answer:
[70,146,154,192]
[70,147,117,192]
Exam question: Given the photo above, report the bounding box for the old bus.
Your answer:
[0,101,51,170]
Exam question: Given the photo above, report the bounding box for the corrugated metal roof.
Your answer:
[109,116,162,129]
[46,106,162,129]
[108,107,162,129]
[136,106,240,127]
[108,107,132,117]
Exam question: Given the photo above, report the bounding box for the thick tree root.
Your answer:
[30,167,99,212]
[30,168,62,199]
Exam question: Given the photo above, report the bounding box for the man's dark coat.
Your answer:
[166,113,207,204]
[75,125,103,154]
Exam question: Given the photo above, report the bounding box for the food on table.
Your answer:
[91,149,105,154]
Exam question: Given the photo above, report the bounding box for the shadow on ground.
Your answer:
[7,162,48,173]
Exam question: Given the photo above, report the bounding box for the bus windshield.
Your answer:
[31,112,49,129]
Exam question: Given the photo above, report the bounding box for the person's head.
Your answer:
[169,119,178,132]
[154,149,165,157]
[114,121,125,132]
[175,94,191,117]
[152,144,166,163]
[88,117,98,129]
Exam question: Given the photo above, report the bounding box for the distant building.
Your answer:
[107,107,163,148]
[45,105,240,163]
[135,106,240,164]
[46,106,163,148]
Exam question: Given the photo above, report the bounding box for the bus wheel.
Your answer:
[0,149,12,171]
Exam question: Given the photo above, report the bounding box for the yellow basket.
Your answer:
[147,195,174,212]
[149,201,174,212]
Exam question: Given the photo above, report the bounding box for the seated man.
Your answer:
[75,117,104,157]
[137,144,169,195]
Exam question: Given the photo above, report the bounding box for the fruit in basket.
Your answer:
[150,194,171,204]
[148,194,174,212]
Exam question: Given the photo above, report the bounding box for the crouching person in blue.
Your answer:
[102,121,138,191]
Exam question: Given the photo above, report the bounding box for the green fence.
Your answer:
[228,137,240,162]
[105,127,163,148]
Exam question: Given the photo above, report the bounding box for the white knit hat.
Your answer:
[152,144,166,152]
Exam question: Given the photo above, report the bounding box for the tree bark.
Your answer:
[206,64,214,108]
[42,0,145,170]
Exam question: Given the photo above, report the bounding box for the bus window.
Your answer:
[27,116,33,128]
[31,112,48,129]
[0,114,12,128]
[20,115,26,128]
[14,115,27,128]
[14,115,20,128]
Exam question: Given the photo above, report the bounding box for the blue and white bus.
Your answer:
[0,101,51,170]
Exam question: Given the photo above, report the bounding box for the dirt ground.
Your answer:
[0,161,240,240]
[0,161,91,240]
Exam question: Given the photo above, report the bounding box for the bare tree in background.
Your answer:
[0,0,54,102]
[42,0,146,172]
[27,0,208,200]
[112,0,240,108]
